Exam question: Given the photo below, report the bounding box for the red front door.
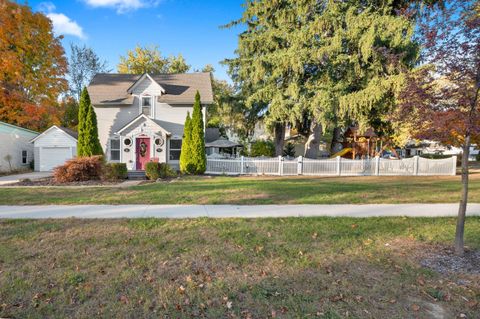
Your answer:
[136,137,150,170]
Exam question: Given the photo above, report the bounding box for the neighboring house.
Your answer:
[401,139,463,158]
[0,121,39,172]
[87,73,213,170]
[205,128,243,158]
[31,126,78,171]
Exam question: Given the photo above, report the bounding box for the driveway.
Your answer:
[0,171,52,186]
[0,203,479,219]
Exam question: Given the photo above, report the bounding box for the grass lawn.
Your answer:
[0,174,480,205]
[0,217,479,318]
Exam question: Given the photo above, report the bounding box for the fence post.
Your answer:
[336,156,341,176]
[414,155,419,176]
[375,156,380,176]
[452,155,457,175]
[297,156,303,175]
[278,156,283,176]
[240,156,244,175]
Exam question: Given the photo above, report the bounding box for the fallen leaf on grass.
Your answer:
[119,295,128,304]
[411,304,420,311]
[330,294,344,302]
[416,277,425,286]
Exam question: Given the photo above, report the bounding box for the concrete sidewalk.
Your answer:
[0,204,479,219]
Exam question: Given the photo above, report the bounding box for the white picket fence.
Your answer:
[205,155,457,176]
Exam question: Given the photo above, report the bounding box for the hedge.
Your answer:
[103,163,128,181]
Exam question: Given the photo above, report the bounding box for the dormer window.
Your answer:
[141,96,152,116]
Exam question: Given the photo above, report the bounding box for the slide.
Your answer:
[330,147,352,158]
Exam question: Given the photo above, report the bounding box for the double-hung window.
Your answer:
[21,150,27,164]
[110,139,120,161]
[141,96,152,116]
[169,139,182,161]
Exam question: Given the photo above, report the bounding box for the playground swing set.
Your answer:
[330,127,400,159]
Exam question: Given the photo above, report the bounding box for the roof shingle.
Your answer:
[87,73,213,105]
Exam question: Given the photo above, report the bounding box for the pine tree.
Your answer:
[190,91,206,174]
[77,87,103,157]
[179,112,192,173]
[77,88,90,156]
[224,0,422,157]
[83,103,103,156]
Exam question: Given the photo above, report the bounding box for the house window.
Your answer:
[141,96,152,116]
[169,139,182,161]
[110,139,120,161]
[21,150,27,164]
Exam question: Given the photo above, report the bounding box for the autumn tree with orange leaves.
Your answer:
[0,0,67,131]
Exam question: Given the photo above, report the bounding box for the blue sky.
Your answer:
[27,0,245,82]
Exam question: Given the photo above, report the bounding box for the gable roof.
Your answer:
[58,126,78,139]
[116,114,171,136]
[0,121,39,137]
[30,125,78,143]
[127,73,165,94]
[88,72,214,106]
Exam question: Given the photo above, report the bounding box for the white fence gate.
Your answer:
[205,156,457,176]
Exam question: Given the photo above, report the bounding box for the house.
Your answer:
[0,121,39,172]
[31,126,78,171]
[87,72,213,170]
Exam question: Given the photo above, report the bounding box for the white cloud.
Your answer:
[82,0,160,13]
[37,2,56,13]
[47,13,86,39]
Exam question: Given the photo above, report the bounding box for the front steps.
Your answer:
[127,170,146,180]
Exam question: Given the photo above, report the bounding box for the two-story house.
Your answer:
[32,72,213,172]
[87,72,213,170]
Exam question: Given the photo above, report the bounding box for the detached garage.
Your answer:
[31,126,78,171]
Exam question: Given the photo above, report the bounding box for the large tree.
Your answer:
[225,0,424,158]
[202,65,260,141]
[0,0,67,131]
[117,45,190,74]
[68,44,109,101]
[396,0,480,255]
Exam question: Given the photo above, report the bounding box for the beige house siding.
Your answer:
[131,76,164,96]
[94,102,139,151]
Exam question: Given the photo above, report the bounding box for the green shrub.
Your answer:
[283,142,296,157]
[420,154,452,159]
[145,162,177,180]
[476,153,480,161]
[103,163,127,181]
[159,163,177,178]
[145,162,161,180]
[249,140,275,157]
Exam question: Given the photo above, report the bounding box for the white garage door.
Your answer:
[40,147,72,171]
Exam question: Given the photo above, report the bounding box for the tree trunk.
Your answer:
[330,127,343,154]
[304,121,322,159]
[455,137,470,256]
[274,122,285,157]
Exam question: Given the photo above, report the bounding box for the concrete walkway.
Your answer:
[0,204,479,219]
[0,171,52,186]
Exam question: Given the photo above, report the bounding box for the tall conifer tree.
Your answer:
[179,112,192,173]
[190,91,206,174]
[225,0,421,157]
[77,88,89,156]
[77,87,102,156]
